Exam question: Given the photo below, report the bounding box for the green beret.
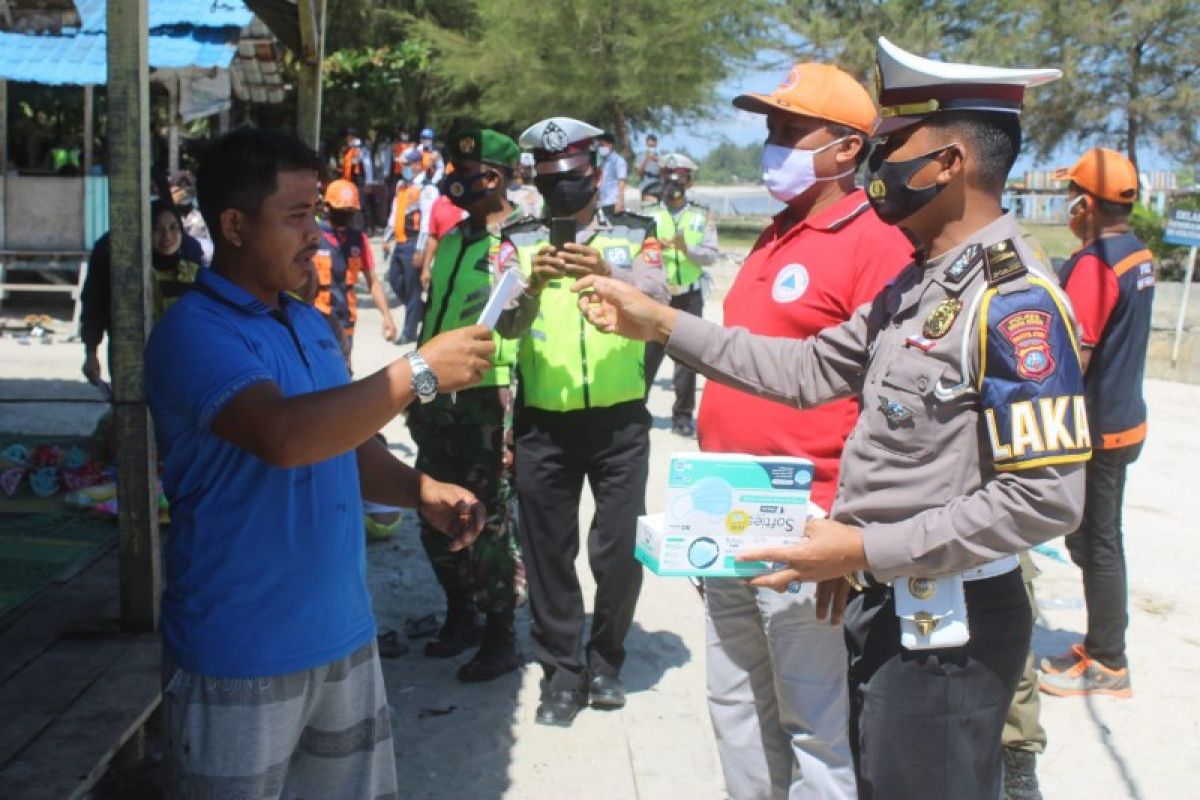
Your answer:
[448,129,520,170]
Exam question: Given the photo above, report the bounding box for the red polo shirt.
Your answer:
[696,189,912,511]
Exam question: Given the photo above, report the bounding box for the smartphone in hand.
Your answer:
[550,217,576,250]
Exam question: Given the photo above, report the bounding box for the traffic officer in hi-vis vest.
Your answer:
[314,179,397,356]
[642,153,719,438]
[572,38,1089,797]
[494,116,669,727]
[407,129,526,683]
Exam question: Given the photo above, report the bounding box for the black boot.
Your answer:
[1003,747,1043,800]
[457,610,522,682]
[424,596,483,658]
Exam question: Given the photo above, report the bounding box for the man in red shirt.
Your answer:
[697,64,911,799]
[1039,147,1153,699]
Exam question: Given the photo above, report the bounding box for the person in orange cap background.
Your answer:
[1038,147,1153,700]
[315,179,398,353]
[698,62,911,800]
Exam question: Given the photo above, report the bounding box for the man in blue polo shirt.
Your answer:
[146,128,496,799]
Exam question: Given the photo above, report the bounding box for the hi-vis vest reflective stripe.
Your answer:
[421,226,515,388]
[651,204,706,287]
[510,226,647,411]
[313,224,366,334]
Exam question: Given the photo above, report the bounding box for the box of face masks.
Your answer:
[635,453,814,577]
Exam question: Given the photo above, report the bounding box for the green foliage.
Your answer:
[780,0,1200,165]
[698,140,764,184]
[322,40,435,136]
[407,0,770,150]
[1141,195,1200,279]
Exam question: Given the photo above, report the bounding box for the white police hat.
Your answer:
[519,117,604,174]
[662,153,698,172]
[875,36,1062,136]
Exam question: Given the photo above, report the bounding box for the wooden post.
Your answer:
[167,73,180,176]
[83,84,94,176]
[296,0,327,150]
[106,0,161,633]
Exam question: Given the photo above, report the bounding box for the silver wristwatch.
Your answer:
[404,351,439,404]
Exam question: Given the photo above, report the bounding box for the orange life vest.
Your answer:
[391,184,422,244]
[342,146,364,182]
[312,221,367,336]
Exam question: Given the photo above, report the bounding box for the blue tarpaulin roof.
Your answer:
[0,0,252,86]
[0,28,240,85]
[73,0,254,34]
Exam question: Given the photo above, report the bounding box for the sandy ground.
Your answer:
[1,243,1198,799]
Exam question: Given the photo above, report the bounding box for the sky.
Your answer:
[654,65,1177,177]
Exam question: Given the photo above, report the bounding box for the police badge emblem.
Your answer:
[459,136,476,155]
[923,298,963,339]
[541,122,568,152]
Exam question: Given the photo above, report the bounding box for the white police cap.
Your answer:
[519,117,605,174]
[875,36,1062,135]
[662,153,698,172]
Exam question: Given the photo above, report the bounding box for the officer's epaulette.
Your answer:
[606,210,657,235]
[983,239,1027,287]
[500,216,546,238]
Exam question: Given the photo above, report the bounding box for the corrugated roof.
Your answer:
[73,0,254,34]
[0,28,239,85]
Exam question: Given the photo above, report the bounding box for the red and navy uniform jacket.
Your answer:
[313,221,374,337]
[1059,232,1154,450]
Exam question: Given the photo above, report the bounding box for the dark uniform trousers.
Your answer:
[642,289,703,421]
[1065,442,1142,670]
[386,241,423,343]
[514,400,649,692]
[845,569,1030,800]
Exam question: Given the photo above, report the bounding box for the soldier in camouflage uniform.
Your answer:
[407,129,525,682]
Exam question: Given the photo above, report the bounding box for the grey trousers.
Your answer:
[163,641,398,800]
[705,578,857,799]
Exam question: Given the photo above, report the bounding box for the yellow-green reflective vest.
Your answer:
[650,203,707,288]
[505,217,653,411]
[421,224,515,388]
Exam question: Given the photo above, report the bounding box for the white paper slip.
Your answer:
[477,268,527,330]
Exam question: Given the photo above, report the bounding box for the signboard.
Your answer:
[1164,207,1200,248]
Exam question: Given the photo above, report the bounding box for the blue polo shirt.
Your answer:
[145,268,374,678]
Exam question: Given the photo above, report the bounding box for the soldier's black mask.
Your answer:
[865,143,957,225]
[535,172,596,216]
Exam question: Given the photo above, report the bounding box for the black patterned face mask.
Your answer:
[535,172,596,216]
[866,143,957,225]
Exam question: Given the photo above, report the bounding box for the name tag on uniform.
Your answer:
[894,574,970,650]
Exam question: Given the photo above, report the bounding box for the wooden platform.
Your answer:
[0,549,161,799]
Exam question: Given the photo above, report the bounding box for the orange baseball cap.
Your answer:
[1054,148,1138,204]
[324,179,360,210]
[733,63,878,135]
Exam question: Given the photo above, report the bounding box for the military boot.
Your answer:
[424,596,483,658]
[457,610,522,682]
[1003,747,1043,800]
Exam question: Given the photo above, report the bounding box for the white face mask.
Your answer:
[598,145,612,157]
[761,137,854,203]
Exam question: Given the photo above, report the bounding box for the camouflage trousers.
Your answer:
[408,386,521,614]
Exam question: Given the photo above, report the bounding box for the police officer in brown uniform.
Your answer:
[573,39,1090,799]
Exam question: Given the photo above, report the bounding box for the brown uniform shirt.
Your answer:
[668,213,1090,581]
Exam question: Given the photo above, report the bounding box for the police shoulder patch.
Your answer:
[978,280,1090,471]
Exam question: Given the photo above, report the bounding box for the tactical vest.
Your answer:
[421,224,515,388]
[650,203,707,288]
[1058,232,1155,449]
[505,215,652,411]
[313,222,367,335]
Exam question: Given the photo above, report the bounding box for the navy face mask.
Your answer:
[440,170,492,208]
[866,143,957,226]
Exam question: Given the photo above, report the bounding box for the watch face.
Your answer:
[413,369,438,398]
